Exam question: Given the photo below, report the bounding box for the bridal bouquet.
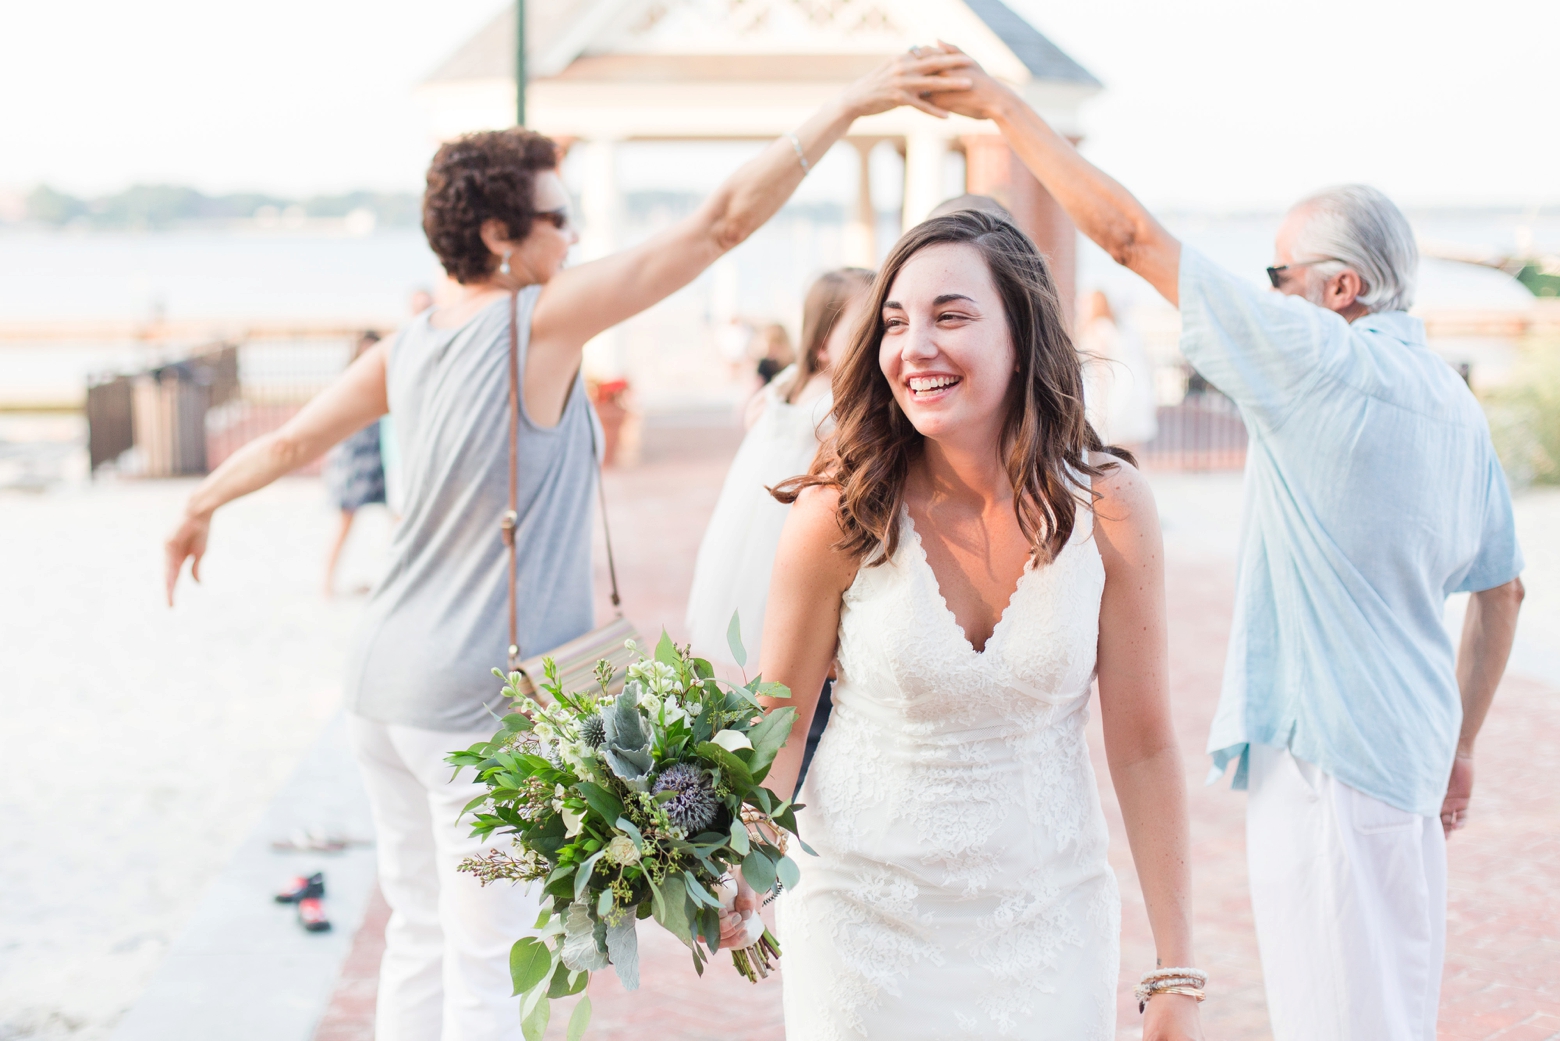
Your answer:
[448,625,807,1040]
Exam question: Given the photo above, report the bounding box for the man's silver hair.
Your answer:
[1290,185,1418,313]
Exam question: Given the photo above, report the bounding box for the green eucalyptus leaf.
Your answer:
[654,630,679,666]
[695,742,753,790]
[576,782,625,825]
[510,937,552,997]
[745,706,796,776]
[725,610,747,669]
[728,820,751,856]
[741,849,777,894]
[520,992,551,1041]
[614,816,645,851]
[547,961,587,998]
[651,877,693,947]
[683,870,722,909]
[574,850,606,904]
[776,854,801,890]
[566,996,593,1041]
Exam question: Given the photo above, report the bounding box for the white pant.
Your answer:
[1246,743,1447,1041]
[348,714,541,1041]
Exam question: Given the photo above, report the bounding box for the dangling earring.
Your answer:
[499,249,512,276]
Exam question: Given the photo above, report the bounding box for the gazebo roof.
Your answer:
[427,0,1098,88]
[417,0,1100,141]
[961,0,1099,86]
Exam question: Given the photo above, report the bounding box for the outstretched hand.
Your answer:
[839,49,973,120]
[917,42,1015,122]
[164,510,211,606]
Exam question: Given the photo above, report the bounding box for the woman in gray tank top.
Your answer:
[162,52,973,1041]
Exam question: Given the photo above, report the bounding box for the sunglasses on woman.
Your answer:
[535,208,571,230]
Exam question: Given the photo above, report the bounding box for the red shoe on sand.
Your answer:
[297,896,332,933]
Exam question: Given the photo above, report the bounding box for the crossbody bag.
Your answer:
[502,290,640,700]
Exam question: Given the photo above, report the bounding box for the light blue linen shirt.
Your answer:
[1179,247,1524,816]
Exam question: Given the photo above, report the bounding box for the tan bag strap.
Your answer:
[504,289,623,671]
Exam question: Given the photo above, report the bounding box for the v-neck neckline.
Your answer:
[900,506,1035,658]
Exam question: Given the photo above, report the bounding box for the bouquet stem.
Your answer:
[732,929,783,982]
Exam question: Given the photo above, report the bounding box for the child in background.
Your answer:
[686,268,871,778]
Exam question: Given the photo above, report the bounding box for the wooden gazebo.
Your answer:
[416,0,1101,310]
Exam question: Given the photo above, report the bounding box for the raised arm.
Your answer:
[1441,575,1524,836]
[926,44,1181,305]
[163,340,391,604]
[1092,460,1202,1040]
[529,53,972,361]
[753,485,860,803]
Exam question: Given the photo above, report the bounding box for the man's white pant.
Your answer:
[348,715,541,1041]
[1246,742,1447,1041]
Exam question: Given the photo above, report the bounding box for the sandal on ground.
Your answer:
[297,896,332,932]
[274,872,326,904]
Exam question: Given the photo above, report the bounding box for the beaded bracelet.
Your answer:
[1134,967,1208,1013]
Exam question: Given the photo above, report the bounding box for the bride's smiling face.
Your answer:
[879,241,1016,448]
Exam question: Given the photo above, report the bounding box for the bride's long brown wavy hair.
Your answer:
[773,209,1132,565]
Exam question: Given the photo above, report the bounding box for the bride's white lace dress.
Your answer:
[778,503,1119,1039]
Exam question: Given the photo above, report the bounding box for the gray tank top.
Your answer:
[345,287,599,731]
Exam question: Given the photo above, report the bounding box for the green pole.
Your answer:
[515,0,526,127]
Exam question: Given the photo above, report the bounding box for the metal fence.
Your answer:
[1140,386,1249,472]
[85,338,1251,477]
[86,338,350,477]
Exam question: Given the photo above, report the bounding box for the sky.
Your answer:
[2,0,1557,210]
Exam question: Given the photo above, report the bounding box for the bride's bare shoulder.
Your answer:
[777,484,859,588]
[1085,452,1161,566]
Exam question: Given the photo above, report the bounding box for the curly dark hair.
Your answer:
[422,129,559,284]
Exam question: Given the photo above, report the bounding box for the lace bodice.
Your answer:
[779,504,1120,1040]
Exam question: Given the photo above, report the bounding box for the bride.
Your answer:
[745,210,1203,1039]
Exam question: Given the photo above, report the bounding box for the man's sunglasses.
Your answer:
[535,208,571,230]
[1266,257,1345,288]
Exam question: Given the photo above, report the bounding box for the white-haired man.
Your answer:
[928,48,1525,1041]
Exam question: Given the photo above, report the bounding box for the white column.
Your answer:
[844,138,876,268]
[578,137,621,261]
[577,138,623,376]
[901,132,950,229]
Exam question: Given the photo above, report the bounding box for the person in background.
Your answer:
[927,192,1012,221]
[925,45,1524,1041]
[322,330,387,595]
[751,321,798,387]
[687,267,872,786]
[752,321,795,385]
[162,50,971,1041]
[1077,290,1158,456]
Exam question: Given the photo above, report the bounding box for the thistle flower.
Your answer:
[579,713,606,747]
[652,763,720,835]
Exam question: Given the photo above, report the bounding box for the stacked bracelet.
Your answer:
[1134,967,1208,1013]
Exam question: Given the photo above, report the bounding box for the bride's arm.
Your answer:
[754,485,860,803]
[1092,460,1203,1040]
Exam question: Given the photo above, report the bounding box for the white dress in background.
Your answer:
[779,503,1119,1040]
[1080,315,1158,446]
[685,365,832,670]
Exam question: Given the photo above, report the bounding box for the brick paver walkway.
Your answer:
[313,432,1560,1041]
